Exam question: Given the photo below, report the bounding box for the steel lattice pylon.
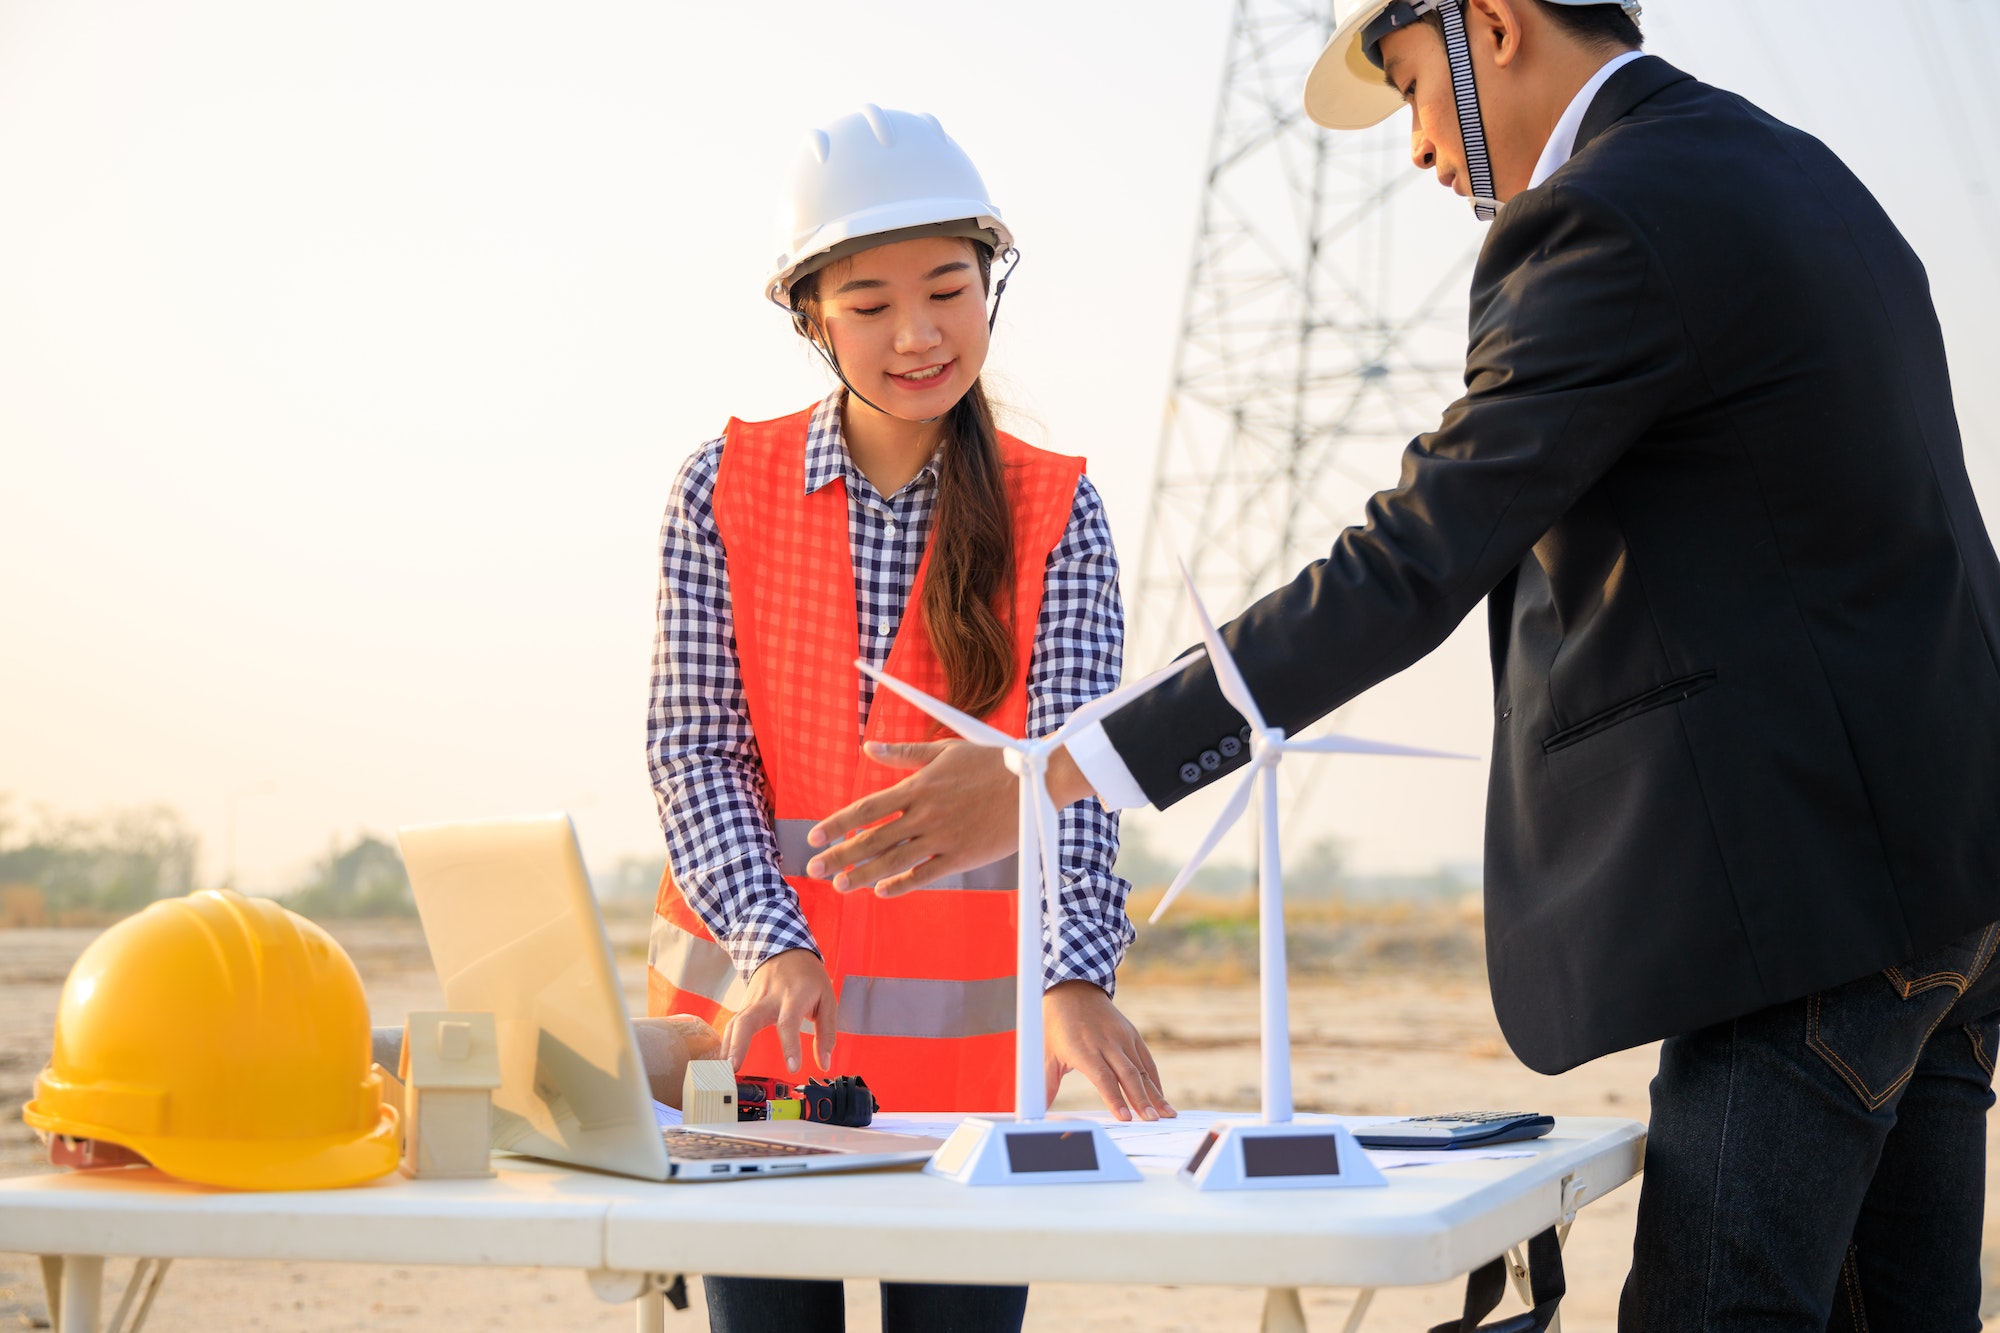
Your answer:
[1135,0,1480,663]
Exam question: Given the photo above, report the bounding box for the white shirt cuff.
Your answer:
[1065,719,1150,811]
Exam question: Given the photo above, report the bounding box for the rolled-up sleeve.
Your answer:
[1027,475,1137,996]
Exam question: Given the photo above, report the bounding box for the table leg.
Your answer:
[106,1258,170,1333]
[58,1255,104,1333]
[635,1286,665,1333]
[1339,1288,1375,1333]
[1506,1244,1532,1304]
[37,1257,63,1331]
[1260,1286,1307,1332]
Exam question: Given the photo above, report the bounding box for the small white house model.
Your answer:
[682,1059,738,1126]
[399,1011,501,1179]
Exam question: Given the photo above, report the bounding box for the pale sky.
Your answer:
[3,0,1996,891]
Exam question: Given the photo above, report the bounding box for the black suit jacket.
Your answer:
[1103,57,2000,1074]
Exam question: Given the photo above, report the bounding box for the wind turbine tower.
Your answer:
[1135,0,1478,660]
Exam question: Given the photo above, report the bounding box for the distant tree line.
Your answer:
[1,794,1462,927]
[0,795,677,924]
[284,835,415,919]
[0,797,198,916]
[0,795,417,921]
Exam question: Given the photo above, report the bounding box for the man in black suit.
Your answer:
[806,0,2000,1325]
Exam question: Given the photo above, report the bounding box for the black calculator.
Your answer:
[1352,1111,1554,1150]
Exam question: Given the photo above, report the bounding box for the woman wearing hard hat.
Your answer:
[643,104,1170,1333]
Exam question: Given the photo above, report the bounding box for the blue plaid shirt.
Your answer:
[646,393,1135,994]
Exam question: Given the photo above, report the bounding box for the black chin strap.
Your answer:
[801,324,910,422]
[1430,0,1499,220]
[986,246,1021,332]
[1427,1226,1565,1333]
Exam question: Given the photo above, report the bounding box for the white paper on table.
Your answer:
[868,1115,972,1141]
[652,1100,683,1128]
[1099,1110,1541,1172]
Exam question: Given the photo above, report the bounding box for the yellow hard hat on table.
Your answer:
[24,888,399,1190]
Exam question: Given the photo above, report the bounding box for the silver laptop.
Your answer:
[397,813,942,1181]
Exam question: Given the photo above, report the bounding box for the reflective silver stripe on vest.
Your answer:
[837,974,1017,1040]
[772,819,1019,891]
[649,914,741,1007]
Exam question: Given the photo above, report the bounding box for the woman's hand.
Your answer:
[1042,980,1174,1122]
[723,948,839,1074]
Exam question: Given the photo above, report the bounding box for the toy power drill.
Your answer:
[735,1075,878,1128]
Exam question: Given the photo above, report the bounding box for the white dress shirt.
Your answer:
[1070,48,1645,813]
[1528,49,1645,189]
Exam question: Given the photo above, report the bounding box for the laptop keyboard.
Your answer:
[663,1129,836,1160]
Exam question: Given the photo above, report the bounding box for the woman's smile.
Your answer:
[888,360,954,389]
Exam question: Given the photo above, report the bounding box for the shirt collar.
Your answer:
[801,391,942,501]
[1526,49,1646,192]
[802,392,849,496]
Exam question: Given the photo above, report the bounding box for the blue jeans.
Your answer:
[1621,921,2000,1331]
[703,1276,1027,1333]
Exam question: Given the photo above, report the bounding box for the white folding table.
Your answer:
[2,1115,1643,1333]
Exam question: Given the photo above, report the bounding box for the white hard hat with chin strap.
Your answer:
[1304,0,1642,222]
[767,104,1018,423]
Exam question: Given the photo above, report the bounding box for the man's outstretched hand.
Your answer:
[805,740,1096,896]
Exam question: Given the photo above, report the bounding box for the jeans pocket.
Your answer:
[1807,924,2000,1110]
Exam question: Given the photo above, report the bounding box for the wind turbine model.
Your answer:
[855,654,1201,1186]
[1155,561,1472,1191]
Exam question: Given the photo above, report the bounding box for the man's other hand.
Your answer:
[1043,980,1174,1122]
[805,739,1095,896]
[723,948,837,1074]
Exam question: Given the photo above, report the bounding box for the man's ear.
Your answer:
[1465,0,1524,69]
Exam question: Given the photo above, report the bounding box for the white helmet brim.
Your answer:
[765,200,1011,308]
[1306,0,1642,131]
[1306,0,1412,131]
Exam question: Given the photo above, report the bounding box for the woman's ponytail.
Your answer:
[921,380,1016,719]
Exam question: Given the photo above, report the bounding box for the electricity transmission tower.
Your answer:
[1134,0,1480,663]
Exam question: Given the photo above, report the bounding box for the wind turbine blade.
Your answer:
[1148,765,1258,924]
[1283,734,1477,760]
[854,660,1015,749]
[1176,558,1265,734]
[1049,651,1210,743]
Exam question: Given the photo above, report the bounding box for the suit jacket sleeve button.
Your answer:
[1179,762,1202,784]
[1218,735,1241,758]
[1239,724,1253,743]
[1199,749,1222,771]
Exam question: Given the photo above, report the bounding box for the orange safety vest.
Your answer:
[648,405,1085,1113]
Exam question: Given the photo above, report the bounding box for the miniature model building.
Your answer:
[398,1011,501,1179]
[682,1059,737,1125]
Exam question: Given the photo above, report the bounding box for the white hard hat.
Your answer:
[764,105,1014,308]
[1304,0,1642,130]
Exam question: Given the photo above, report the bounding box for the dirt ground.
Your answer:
[4,919,1998,1332]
